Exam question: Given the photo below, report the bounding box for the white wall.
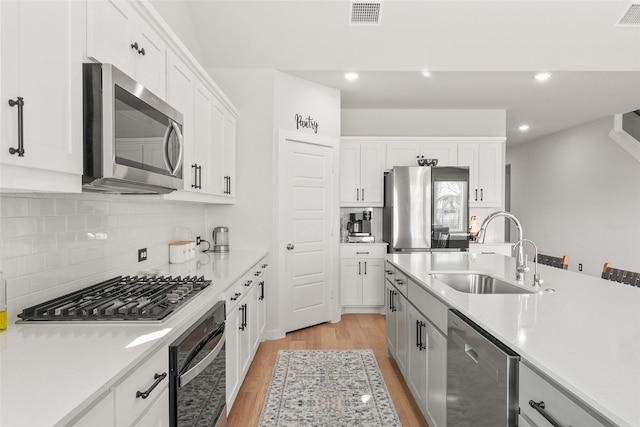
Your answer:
[205,69,341,339]
[507,116,640,277]
[149,0,205,64]
[342,108,506,137]
[0,194,210,321]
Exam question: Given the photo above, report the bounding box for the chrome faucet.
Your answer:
[513,239,544,288]
[476,211,526,281]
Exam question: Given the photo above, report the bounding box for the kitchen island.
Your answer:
[387,252,640,427]
[0,250,267,426]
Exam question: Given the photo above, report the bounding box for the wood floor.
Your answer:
[227,313,428,427]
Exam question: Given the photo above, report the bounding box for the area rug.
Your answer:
[258,349,401,426]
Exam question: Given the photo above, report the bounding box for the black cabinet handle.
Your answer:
[244,280,253,287]
[262,263,268,269]
[416,320,421,348]
[419,321,426,351]
[242,303,247,329]
[230,292,241,301]
[8,97,25,157]
[362,188,365,200]
[475,188,478,201]
[358,262,361,275]
[259,281,265,300]
[191,164,198,189]
[528,400,567,427]
[239,304,246,330]
[364,261,367,275]
[131,41,139,51]
[138,47,145,56]
[197,165,202,189]
[136,372,167,399]
[480,188,484,201]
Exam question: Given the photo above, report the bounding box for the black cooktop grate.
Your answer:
[17,275,211,322]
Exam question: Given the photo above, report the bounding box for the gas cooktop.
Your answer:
[17,275,211,323]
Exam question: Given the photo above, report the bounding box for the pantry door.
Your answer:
[279,131,337,333]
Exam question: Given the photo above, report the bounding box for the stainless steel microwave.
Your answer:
[82,63,184,194]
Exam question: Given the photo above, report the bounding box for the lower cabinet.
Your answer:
[519,363,610,427]
[387,267,449,427]
[225,258,268,411]
[340,244,386,312]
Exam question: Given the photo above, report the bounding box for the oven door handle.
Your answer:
[178,330,225,388]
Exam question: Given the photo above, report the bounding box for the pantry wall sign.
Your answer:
[294,114,319,134]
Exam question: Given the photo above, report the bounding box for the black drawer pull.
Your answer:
[230,292,241,301]
[528,400,568,427]
[136,372,167,399]
[8,97,25,157]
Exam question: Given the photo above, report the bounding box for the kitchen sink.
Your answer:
[430,273,533,294]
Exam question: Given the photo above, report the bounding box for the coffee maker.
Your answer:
[346,211,374,243]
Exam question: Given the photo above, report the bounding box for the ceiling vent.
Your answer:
[616,2,640,27]
[350,1,383,26]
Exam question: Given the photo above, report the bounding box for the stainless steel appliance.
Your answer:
[383,166,469,252]
[16,275,211,322]
[83,63,184,194]
[447,310,520,426]
[212,227,230,253]
[347,211,374,243]
[169,301,226,427]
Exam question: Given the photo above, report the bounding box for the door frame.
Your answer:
[275,129,340,336]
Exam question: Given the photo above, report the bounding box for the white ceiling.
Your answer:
[180,0,640,145]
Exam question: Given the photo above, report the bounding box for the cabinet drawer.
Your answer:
[519,363,611,427]
[341,245,386,258]
[114,349,168,426]
[407,279,449,336]
[225,272,252,313]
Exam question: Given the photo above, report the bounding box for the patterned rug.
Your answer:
[258,349,401,426]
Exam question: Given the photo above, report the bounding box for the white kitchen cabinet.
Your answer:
[407,304,428,414]
[86,0,166,97]
[0,0,83,193]
[222,113,237,198]
[395,291,409,376]
[132,387,169,427]
[384,280,397,357]
[340,143,385,206]
[519,363,608,427]
[385,143,457,169]
[225,258,268,410]
[340,245,386,311]
[457,142,503,207]
[425,321,447,427]
[69,390,116,427]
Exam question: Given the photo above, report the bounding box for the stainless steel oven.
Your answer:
[169,300,226,427]
[83,63,184,194]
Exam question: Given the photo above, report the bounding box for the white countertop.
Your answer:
[387,252,640,427]
[0,249,267,427]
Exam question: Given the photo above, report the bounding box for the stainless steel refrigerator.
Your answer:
[383,166,469,252]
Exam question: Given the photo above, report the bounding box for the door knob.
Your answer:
[287,244,295,250]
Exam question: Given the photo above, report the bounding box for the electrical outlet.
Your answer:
[138,248,147,262]
[578,263,583,272]
[196,236,201,245]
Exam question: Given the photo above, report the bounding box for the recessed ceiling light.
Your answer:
[519,124,530,131]
[344,72,359,81]
[422,70,431,77]
[534,72,552,81]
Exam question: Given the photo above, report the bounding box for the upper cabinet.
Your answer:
[86,0,166,97]
[0,0,83,192]
[386,143,457,169]
[340,143,385,206]
[457,142,503,207]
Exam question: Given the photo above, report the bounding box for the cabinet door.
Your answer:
[256,278,267,345]
[407,305,428,414]
[239,299,252,375]
[385,282,396,356]
[457,143,478,201]
[133,18,166,98]
[425,322,447,427]
[359,144,384,205]
[0,0,83,192]
[418,143,458,166]
[476,143,503,206]
[340,259,362,305]
[362,259,384,306]
[340,143,361,204]
[223,113,237,198]
[226,306,241,409]
[395,294,409,376]
[132,387,169,427]
[209,98,227,196]
[86,0,136,76]
[165,50,195,190]
[248,284,261,356]
[385,144,421,169]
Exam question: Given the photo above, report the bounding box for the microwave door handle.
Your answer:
[162,120,185,177]
[178,330,225,388]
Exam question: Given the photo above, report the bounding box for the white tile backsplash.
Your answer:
[0,193,211,321]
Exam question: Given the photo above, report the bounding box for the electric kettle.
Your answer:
[212,227,229,253]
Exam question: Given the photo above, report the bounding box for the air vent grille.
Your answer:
[616,3,640,26]
[350,1,383,26]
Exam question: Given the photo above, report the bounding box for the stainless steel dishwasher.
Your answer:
[447,310,520,426]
